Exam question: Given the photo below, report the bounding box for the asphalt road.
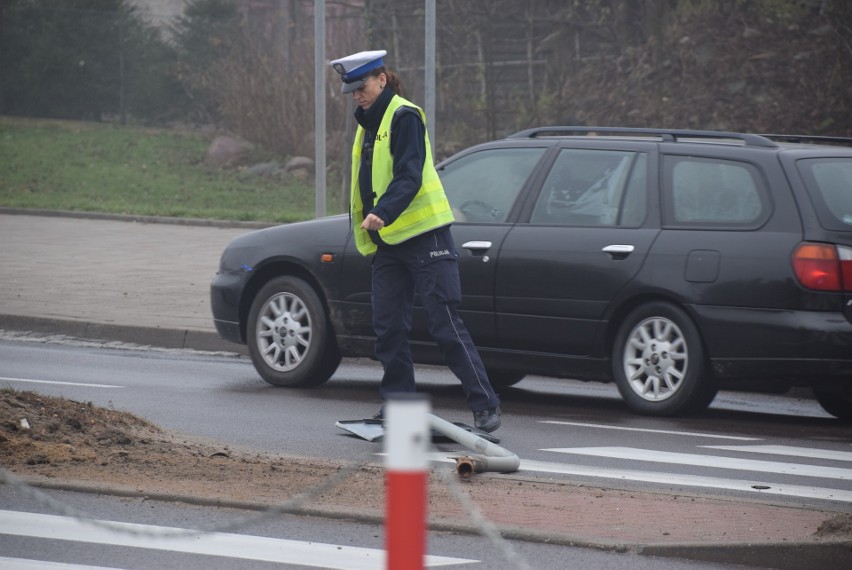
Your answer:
[2,334,851,569]
[1,334,848,511]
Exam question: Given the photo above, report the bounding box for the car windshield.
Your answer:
[796,157,852,231]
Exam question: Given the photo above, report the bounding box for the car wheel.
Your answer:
[813,386,852,422]
[247,276,341,387]
[486,370,525,390]
[612,302,717,416]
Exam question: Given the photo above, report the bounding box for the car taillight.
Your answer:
[841,245,852,291]
[792,243,852,292]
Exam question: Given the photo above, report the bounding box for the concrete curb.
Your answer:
[638,541,852,570]
[0,207,275,229]
[0,314,246,355]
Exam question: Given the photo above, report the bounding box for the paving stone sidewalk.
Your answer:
[0,212,252,351]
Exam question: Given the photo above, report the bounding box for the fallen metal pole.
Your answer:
[427,413,520,477]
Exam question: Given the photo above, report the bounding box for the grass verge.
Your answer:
[0,116,345,223]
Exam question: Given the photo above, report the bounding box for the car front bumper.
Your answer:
[210,269,248,344]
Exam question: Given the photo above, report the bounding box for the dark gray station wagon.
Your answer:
[211,127,852,419]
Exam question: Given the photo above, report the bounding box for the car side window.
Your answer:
[664,156,765,225]
[530,149,647,226]
[439,147,546,223]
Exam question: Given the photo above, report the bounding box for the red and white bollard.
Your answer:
[384,395,430,570]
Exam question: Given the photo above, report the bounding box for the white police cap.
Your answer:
[329,50,387,94]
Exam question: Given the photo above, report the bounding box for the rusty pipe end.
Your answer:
[454,456,482,479]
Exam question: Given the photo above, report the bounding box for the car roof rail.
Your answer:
[506,126,779,148]
[760,134,852,147]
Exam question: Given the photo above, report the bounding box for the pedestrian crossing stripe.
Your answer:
[0,556,119,569]
[544,447,852,479]
[0,510,476,569]
[702,444,852,462]
[541,420,759,441]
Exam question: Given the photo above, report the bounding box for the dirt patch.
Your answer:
[815,513,852,537]
[0,389,386,511]
[1,389,846,545]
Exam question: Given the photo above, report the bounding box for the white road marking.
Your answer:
[544,447,852,479]
[540,420,759,441]
[0,510,476,569]
[426,453,852,503]
[0,377,122,389]
[0,556,120,569]
[703,445,852,462]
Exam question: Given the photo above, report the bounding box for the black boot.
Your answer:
[473,407,501,433]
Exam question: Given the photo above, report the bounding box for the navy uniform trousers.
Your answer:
[370,227,500,413]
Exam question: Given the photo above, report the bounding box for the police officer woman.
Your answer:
[330,50,501,432]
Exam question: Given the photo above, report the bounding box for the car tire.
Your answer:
[486,370,525,390]
[612,302,717,416]
[813,387,852,422]
[247,276,341,387]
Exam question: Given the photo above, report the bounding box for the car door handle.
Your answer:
[462,241,493,251]
[602,244,634,253]
[462,240,493,262]
[602,244,634,259]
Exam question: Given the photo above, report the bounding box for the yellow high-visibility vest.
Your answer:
[350,95,454,256]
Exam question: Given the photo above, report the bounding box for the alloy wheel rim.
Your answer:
[623,316,688,402]
[256,292,312,371]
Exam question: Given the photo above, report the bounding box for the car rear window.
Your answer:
[796,158,852,231]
